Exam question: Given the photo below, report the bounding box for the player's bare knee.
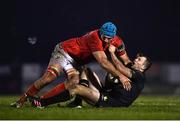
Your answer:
[69,85,81,95]
[74,85,87,95]
[71,76,79,85]
[66,80,78,89]
[67,68,80,83]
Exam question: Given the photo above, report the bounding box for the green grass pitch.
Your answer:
[0,95,180,120]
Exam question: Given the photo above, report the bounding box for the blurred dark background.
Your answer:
[0,0,180,95]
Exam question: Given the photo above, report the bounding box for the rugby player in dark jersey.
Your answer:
[27,51,151,108]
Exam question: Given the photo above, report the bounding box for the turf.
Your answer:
[0,95,180,120]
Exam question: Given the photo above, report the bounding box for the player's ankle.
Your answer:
[19,94,28,103]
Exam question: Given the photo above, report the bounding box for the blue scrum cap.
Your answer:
[100,22,117,38]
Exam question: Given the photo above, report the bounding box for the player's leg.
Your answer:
[28,83,72,107]
[28,68,100,107]
[69,84,100,105]
[67,67,103,107]
[41,68,79,99]
[10,64,61,108]
[28,79,89,107]
[28,78,84,107]
[40,43,80,99]
[28,70,86,107]
[69,71,122,107]
[40,82,66,99]
[68,69,100,105]
[66,67,87,107]
[28,87,121,108]
[11,44,63,108]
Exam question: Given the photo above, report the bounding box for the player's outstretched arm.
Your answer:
[93,51,131,91]
[109,45,132,78]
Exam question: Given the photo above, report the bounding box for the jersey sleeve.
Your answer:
[111,36,126,56]
[116,41,126,56]
[88,33,104,52]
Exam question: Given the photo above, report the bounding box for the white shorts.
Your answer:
[48,44,77,72]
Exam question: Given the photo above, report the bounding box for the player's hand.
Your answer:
[108,45,116,53]
[119,76,132,91]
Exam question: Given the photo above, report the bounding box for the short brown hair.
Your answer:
[137,53,152,72]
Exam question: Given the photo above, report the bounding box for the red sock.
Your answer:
[26,84,39,96]
[41,83,66,99]
[19,84,39,103]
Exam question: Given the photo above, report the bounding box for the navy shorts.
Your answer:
[96,92,128,107]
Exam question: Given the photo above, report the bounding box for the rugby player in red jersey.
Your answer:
[11,22,132,108]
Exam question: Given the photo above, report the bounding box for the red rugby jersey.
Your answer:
[60,30,125,65]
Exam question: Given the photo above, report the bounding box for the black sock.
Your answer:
[41,90,71,106]
[73,95,82,105]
